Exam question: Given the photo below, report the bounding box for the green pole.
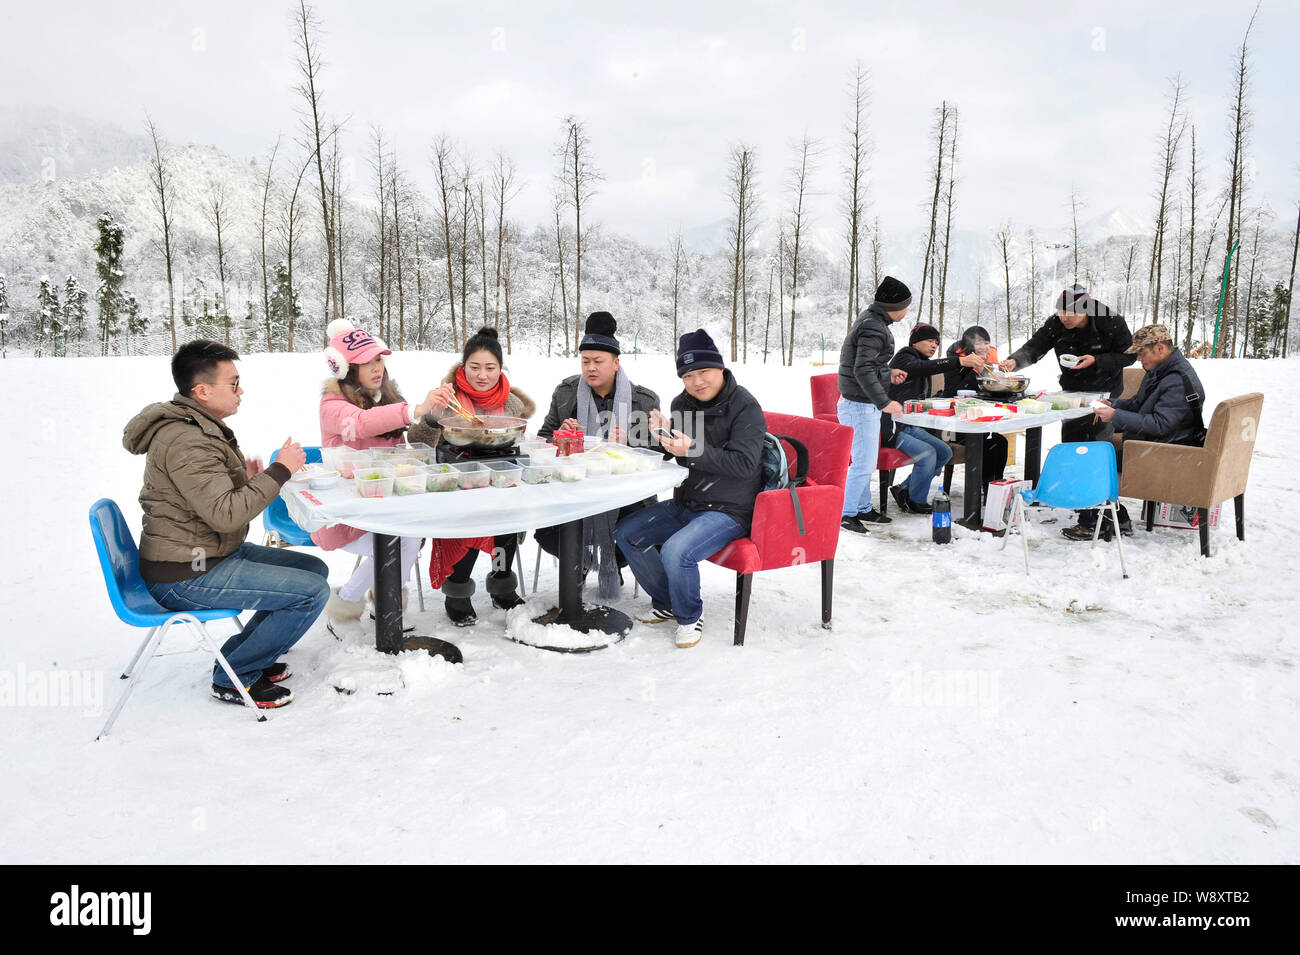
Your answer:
[820,333,825,365]
[633,330,639,357]
[1211,240,1240,357]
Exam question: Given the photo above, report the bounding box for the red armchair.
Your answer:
[706,412,852,646]
[810,373,914,515]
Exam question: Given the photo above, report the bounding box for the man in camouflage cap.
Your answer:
[1063,323,1207,540]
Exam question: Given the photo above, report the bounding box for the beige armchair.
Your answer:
[1118,392,1264,557]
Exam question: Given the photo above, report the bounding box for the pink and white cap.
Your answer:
[323,319,391,379]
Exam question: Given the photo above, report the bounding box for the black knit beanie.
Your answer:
[909,323,941,346]
[579,311,621,355]
[675,328,725,376]
[1056,285,1091,314]
[873,275,913,312]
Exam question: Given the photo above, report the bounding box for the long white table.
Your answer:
[282,463,689,652]
[891,404,1095,526]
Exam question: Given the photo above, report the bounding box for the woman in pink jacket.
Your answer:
[314,320,464,634]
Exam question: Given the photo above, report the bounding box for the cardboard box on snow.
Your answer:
[1152,502,1221,530]
[983,479,1032,532]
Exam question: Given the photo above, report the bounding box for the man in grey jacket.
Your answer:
[535,312,662,595]
[1065,323,1207,540]
[837,277,911,532]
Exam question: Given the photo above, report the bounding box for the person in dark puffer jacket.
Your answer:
[1066,323,1207,540]
[614,329,765,649]
[885,324,984,513]
[836,276,912,532]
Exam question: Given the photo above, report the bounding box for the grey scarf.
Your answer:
[575,368,633,599]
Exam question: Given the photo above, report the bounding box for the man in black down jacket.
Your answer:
[1065,323,1207,540]
[614,329,765,649]
[1002,284,1136,445]
[836,276,912,530]
[534,312,661,580]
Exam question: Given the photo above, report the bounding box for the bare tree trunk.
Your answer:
[283,153,312,351]
[938,107,958,337]
[670,229,686,346]
[778,225,787,362]
[476,180,489,325]
[552,191,571,354]
[997,223,1014,347]
[843,63,870,332]
[559,117,602,348]
[1184,126,1199,350]
[869,217,883,296]
[1070,185,1084,285]
[786,136,818,366]
[331,126,346,325]
[501,221,515,352]
[371,128,389,343]
[491,153,518,327]
[458,161,473,342]
[431,135,459,351]
[726,143,756,362]
[1218,4,1259,355]
[412,201,425,349]
[1285,200,1299,358]
[390,164,405,349]
[259,137,280,351]
[762,257,775,364]
[144,115,178,353]
[205,186,231,345]
[1148,74,1188,325]
[293,0,339,325]
[917,101,951,320]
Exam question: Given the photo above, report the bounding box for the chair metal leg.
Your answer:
[413,551,426,612]
[1198,509,1210,557]
[99,620,171,739]
[120,625,160,680]
[1235,493,1245,542]
[515,545,526,597]
[1107,502,1129,579]
[200,619,267,722]
[533,544,542,591]
[733,573,753,647]
[820,559,834,628]
[1018,498,1031,574]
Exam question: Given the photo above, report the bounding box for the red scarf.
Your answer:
[454,366,511,414]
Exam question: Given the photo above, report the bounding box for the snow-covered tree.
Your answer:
[123,292,145,354]
[62,276,89,355]
[268,261,300,349]
[0,273,9,358]
[37,278,61,356]
[94,212,126,355]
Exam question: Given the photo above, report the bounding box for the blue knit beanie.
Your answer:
[675,328,725,376]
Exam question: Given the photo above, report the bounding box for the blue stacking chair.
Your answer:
[261,445,323,547]
[90,499,264,738]
[1001,442,1129,579]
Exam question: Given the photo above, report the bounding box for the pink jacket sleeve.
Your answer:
[319,393,413,447]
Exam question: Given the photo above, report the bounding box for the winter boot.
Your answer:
[486,570,525,611]
[326,588,366,639]
[442,578,477,627]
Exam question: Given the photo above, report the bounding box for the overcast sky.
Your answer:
[4,0,1297,246]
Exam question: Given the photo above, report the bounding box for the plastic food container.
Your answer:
[485,461,522,488]
[404,442,435,465]
[392,465,428,495]
[522,463,554,485]
[1059,353,1080,368]
[308,470,341,490]
[337,449,372,480]
[527,445,558,464]
[355,467,395,499]
[320,445,356,472]
[582,455,612,477]
[371,448,410,467]
[554,460,586,483]
[956,390,977,398]
[583,435,603,451]
[607,455,637,475]
[426,463,460,492]
[930,398,953,410]
[628,447,663,471]
[452,461,489,490]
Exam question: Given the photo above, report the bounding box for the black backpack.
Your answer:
[760,433,810,534]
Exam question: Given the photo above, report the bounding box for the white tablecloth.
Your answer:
[281,464,689,538]
[892,405,1094,434]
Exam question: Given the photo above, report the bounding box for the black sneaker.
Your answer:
[211,674,292,709]
[264,662,291,683]
[890,485,932,514]
[840,516,868,534]
[855,509,892,524]
[445,596,477,627]
[1061,522,1109,542]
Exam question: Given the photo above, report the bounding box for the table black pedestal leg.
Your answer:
[957,432,984,529]
[1025,428,1043,485]
[372,532,404,654]
[372,532,462,663]
[530,518,632,644]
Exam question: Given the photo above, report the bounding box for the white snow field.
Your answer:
[0,349,1294,864]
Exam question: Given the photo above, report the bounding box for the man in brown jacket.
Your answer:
[123,340,329,708]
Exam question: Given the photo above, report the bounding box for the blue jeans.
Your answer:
[894,426,953,505]
[838,397,882,516]
[613,500,744,626]
[146,543,331,688]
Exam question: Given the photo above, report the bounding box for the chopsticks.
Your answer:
[445,395,486,426]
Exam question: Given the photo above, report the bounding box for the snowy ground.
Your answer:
[0,348,1295,864]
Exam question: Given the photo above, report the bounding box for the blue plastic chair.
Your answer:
[1001,442,1129,578]
[90,499,264,737]
[261,445,323,547]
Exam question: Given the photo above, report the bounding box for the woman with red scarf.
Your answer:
[408,327,536,626]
